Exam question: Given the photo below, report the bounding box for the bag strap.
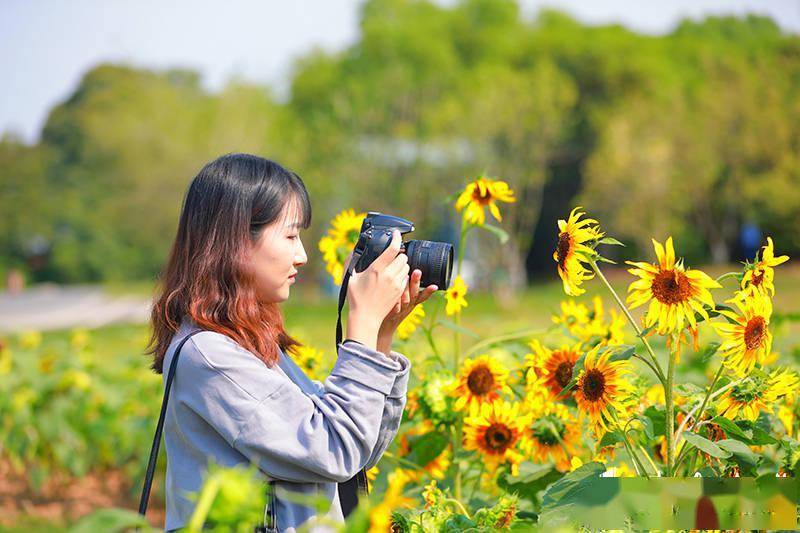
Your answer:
[138,329,203,516]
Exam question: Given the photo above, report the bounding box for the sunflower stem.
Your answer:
[665,333,677,476]
[469,462,486,502]
[620,432,647,478]
[461,327,551,360]
[382,451,426,472]
[443,497,471,519]
[589,260,667,384]
[637,441,662,476]
[452,216,470,502]
[673,363,725,450]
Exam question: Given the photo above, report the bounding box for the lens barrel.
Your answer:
[404,239,454,289]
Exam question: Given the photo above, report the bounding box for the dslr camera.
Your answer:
[351,212,453,290]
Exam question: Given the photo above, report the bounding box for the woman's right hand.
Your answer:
[345,230,409,349]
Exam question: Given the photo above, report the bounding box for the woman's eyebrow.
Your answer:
[285,222,303,229]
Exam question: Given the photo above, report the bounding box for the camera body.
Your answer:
[352,212,453,290]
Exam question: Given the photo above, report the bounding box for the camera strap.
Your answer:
[334,249,371,517]
[138,329,278,531]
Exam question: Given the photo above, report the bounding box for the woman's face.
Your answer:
[249,199,308,304]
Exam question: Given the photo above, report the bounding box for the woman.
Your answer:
[146,153,436,531]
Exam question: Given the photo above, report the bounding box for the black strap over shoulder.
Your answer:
[138,329,203,517]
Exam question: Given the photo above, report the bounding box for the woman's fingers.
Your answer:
[415,284,438,305]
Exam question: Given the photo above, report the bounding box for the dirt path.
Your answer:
[0,285,150,333]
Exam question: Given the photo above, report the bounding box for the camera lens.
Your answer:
[404,239,454,290]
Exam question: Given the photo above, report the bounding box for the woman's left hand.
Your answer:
[377,268,437,351]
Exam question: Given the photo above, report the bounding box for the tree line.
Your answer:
[2,0,798,288]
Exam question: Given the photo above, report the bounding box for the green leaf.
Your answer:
[442,514,477,531]
[682,431,732,459]
[498,462,563,504]
[709,416,752,442]
[598,236,625,246]
[716,439,758,462]
[480,223,510,244]
[608,345,635,362]
[643,406,666,437]
[699,342,721,363]
[557,352,586,397]
[404,431,449,467]
[540,462,617,516]
[598,430,624,449]
[637,324,656,338]
[595,255,617,265]
[436,319,480,338]
[68,508,157,533]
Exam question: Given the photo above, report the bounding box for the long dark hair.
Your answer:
[147,153,312,373]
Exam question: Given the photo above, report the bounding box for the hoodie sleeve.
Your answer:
[177,332,408,483]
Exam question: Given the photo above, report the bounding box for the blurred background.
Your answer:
[1,0,799,528]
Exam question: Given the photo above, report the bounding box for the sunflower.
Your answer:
[526,339,582,400]
[716,368,799,421]
[288,344,325,380]
[450,355,512,412]
[368,469,413,533]
[553,207,604,296]
[463,400,532,476]
[741,237,789,298]
[521,403,581,472]
[575,296,627,347]
[712,292,773,376]
[777,390,796,438]
[522,367,550,415]
[445,275,468,316]
[318,209,366,284]
[573,344,636,438]
[397,421,451,481]
[455,176,516,226]
[366,465,380,484]
[625,237,721,335]
[551,299,591,336]
[396,304,425,340]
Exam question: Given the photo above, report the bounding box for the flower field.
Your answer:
[2,176,799,531]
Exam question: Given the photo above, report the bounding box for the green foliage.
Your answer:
[2,3,799,285]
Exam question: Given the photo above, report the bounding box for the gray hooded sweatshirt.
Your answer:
[161,317,410,531]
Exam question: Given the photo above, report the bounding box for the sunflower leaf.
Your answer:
[540,462,617,522]
[643,406,665,436]
[595,255,618,264]
[710,416,753,442]
[716,439,759,463]
[598,429,624,448]
[498,463,563,503]
[682,431,732,459]
[558,353,587,396]
[715,271,743,284]
[597,236,625,246]
[637,324,657,338]
[404,431,449,467]
[608,346,636,362]
[480,223,510,244]
[700,341,721,363]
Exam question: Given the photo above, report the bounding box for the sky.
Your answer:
[2,0,799,144]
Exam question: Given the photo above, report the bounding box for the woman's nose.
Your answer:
[295,239,308,266]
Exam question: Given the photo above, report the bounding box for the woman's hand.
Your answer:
[376,267,437,355]
[345,230,411,350]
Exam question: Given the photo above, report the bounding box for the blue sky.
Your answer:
[2,0,798,143]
